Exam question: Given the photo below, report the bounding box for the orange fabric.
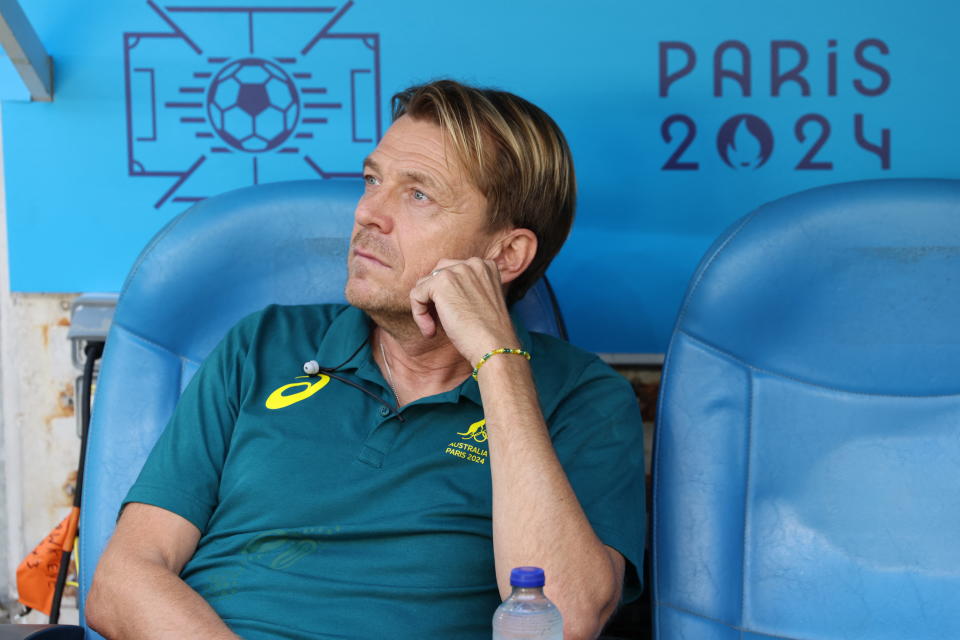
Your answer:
[62,507,79,553]
[16,508,79,615]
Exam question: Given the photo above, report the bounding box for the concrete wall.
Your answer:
[0,103,82,623]
[0,98,13,620]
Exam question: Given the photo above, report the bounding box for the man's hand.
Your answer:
[409,257,520,364]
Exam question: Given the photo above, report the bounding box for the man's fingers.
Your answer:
[426,258,501,286]
[410,279,438,338]
[411,257,507,341]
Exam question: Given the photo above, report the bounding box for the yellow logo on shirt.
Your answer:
[457,419,487,443]
[265,375,330,410]
[445,419,488,465]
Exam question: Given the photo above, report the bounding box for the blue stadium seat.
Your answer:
[653,179,960,639]
[74,179,567,638]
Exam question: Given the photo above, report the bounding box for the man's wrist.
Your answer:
[465,327,522,364]
[471,346,531,381]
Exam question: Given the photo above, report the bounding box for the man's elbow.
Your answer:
[563,609,612,640]
[562,574,621,640]
[85,551,129,637]
[84,571,112,635]
[563,617,602,640]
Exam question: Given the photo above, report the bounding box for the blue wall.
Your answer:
[4,1,958,353]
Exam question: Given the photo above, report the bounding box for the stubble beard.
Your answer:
[345,271,407,316]
[344,256,422,336]
[346,277,430,341]
[346,229,407,312]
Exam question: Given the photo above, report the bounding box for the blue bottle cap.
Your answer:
[510,566,545,587]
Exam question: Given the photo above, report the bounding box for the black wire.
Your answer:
[322,371,405,423]
[311,336,405,421]
[75,342,104,507]
[317,336,369,374]
[50,340,104,624]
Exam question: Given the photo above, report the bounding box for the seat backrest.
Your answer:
[77,179,567,633]
[653,179,960,639]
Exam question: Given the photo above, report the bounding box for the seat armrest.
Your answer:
[0,625,84,639]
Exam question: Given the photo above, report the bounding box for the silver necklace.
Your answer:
[378,337,402,408]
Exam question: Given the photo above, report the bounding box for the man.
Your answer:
[86,80,646,640]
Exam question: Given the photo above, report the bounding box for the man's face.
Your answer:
[345,115,495,315]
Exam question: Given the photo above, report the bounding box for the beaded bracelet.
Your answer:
[471,348,532,381]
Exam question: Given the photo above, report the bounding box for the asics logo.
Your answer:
[265,375,330,410]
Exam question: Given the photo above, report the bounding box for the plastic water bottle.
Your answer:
[492,566,563,639]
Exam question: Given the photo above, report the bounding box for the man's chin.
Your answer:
[345,280,409,316]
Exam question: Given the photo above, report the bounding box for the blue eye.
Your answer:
[412,189,429,201]
[364,174,379,185]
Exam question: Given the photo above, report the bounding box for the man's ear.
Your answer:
[487,228,537,285]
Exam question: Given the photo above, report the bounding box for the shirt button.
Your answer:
[379,406,390,417]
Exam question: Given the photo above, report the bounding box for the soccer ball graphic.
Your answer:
[206,58,300,152]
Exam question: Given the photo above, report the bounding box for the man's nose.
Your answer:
[353,188,394,233]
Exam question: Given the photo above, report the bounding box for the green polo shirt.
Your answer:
[124,303,645,639]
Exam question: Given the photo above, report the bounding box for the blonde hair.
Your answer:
[391,80,576,304]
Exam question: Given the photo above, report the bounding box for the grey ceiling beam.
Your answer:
[0,0,51,101]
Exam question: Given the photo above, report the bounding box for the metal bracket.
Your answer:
[0,0,52,101]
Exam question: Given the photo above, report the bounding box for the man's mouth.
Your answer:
[352,247,390,268]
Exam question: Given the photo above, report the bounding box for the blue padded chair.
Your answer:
[653,179,960,639]
[59,179,566,638]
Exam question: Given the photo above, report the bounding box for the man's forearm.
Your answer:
[86,554,239,640]
[480,355,621,640]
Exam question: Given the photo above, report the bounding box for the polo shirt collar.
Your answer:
[312,304,533,407]
[313,305,373,372]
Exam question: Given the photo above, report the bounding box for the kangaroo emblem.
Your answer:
[457,419,487,443]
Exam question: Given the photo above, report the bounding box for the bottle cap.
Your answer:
[510,566,545,587]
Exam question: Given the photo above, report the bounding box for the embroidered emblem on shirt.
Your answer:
[265,375,330,410]
[457,418,488,443]
[445,419,488,465]
[242,526,341,570]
